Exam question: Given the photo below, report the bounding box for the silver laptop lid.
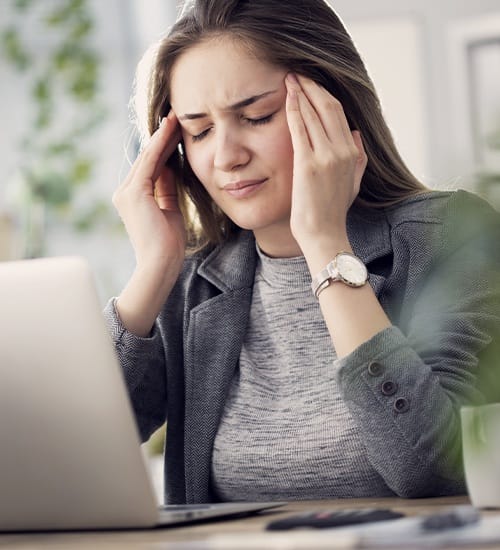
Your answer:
[0,256,158,531]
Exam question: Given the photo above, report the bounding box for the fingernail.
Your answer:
[159,117,167,128]
[286,73,299,85]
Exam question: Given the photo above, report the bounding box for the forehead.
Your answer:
[169,37,286,111]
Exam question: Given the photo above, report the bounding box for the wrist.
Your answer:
[116,262,181,337]
[301,233,352,275]
[132,261,181,299]
[136,248,184,274]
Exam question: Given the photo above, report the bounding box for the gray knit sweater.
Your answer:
[211,247,391,500]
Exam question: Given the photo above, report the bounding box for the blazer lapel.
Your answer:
[183,233,256,503]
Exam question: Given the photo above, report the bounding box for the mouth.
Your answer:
[223,178,268,198]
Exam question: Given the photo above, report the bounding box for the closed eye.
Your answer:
[191,127,212,142]
[190,112,276,143]
[245,113,274,126]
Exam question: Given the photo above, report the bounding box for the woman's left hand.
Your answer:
[285,73,367,258]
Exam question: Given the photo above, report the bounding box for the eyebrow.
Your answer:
[178,90,278,121]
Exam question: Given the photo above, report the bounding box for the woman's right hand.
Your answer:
[112,111,187,337]
[113,110,186,273]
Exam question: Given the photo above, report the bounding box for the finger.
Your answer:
[155,166,181,212]
[297,75,354,148]
[351,130,368,199]
[286,73,332,152]
[152,114,182,183]
[352,130,368,174]
[123,111,181,191]
[121,119,170,188]
[285,74,313,157]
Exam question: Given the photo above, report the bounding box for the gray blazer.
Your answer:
[104,190,500,504]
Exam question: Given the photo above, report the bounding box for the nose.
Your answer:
[213,127,250,172]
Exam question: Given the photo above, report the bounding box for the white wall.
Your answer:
[329,0,500,189]
[348,17,429,183]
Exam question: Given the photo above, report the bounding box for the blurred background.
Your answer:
[1,0,499,501]
[0,0,181,303]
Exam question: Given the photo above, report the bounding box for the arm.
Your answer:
[336,228,500,496]
[103,298,167,441]
[112,111,185,337]
[285,74,391,358]
[284,74,500,496]
[104,111,185,440]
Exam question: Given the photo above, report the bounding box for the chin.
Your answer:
[222,201,291,233]
[228,214,271,232]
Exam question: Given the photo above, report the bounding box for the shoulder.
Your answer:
[386,190,500,244]
[387,189,496,222]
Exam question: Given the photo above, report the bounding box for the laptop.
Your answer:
[0,256,284,531]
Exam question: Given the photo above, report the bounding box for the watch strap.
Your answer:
[312,266,332,299]
[311,252,367,299]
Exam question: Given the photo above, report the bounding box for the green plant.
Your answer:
[1,0,116,257]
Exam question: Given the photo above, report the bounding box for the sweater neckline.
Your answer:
[255,244,311,288]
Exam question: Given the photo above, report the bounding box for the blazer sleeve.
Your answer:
[335,204,500,498]
[103,298,167,442]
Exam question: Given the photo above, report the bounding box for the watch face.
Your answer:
[335,253,368,286]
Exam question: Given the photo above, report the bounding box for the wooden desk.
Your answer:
[0,495,499,549]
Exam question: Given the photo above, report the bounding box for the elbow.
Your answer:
[389,475,466,499]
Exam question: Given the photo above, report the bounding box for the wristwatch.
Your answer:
[311,252,368,299]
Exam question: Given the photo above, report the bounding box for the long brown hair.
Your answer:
[133,0,427,248]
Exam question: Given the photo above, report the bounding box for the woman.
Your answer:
[106,0,500,503]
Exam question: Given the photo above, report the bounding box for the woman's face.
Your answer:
[169,37,295,247]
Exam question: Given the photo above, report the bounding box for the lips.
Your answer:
[223,178,267,198]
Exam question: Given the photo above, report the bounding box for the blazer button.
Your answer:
[367,362,384,377]
[381,381,398,396]
[394,397,410,413]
